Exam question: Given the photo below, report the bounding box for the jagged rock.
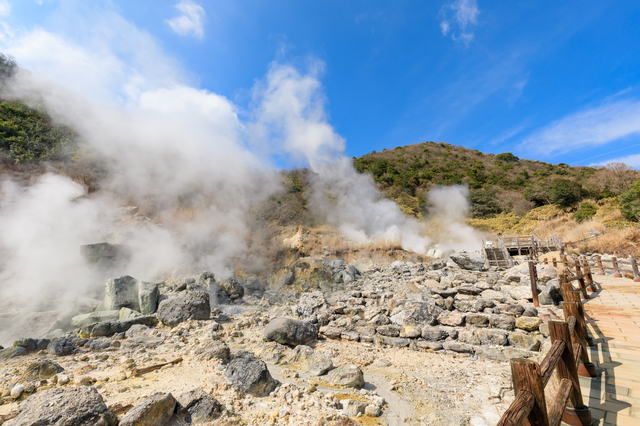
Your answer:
[270,269,295,289]
[416,340,443,350]
[138,281,159,315]
[119,392,176,426]
[376,324,401,337]
[225,351,277,396]
[380,336,410,347]
[176,389,221,423]
[5,386,117,426]
[475,329,508,346]
[449,251,485,271]
[489,314,516,331]
[71,311,120,328]
[515,316,542,331]
[391,261,410,274]
[319,326,344,339]
[104,275,141,311]
[256,342,289,364]
[119,307,143,320]
[443,341,474,354]
[495,304,525,316]
[263,317,317,346]
[522,307,538,317]
[342,399,367,416]
[47,338,75,356]
[508,332,541,351]
[480,289,506,303]
[326,364,365,389]
[13,338,50,352]
[453,299,474,312]
[457,286,482,295]
[508,286,533,300]
[89,315,158,337]
[400,325,422,338]
[459,330,481,345]
[157,291,210,327]
[438,311,465,327]
[402,300,442,326]
[121,336,163,349]
[244,277,264,296]
[288,345,334,376]
[502,347,538,359]
[21,360,64,381]
[195,340,231,362]
[220,278,244,300]
[295,291,328,317]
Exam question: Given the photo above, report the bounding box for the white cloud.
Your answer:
[440,0,479,46]
[521,99,640,156]
[166,0,206,40]
[590,153,640,169]
[0,0,10,18]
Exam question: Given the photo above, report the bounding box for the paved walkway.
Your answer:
[579,275,640,426]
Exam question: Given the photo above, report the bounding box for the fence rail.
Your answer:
[497,265,598,426]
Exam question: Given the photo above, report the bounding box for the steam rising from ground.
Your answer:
[0,10,481,344]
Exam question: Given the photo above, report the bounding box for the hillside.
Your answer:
[353,142,640,218]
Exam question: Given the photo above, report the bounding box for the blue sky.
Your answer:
[1,0,640,168]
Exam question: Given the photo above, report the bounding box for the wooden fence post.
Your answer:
[529,260,540,308]
[612,257,622,278]
[563,301,597,371]
[595,255,605,275]
[510,359,548,426]
[582,263,597,292]
[630,257,640,283]
[549,321,592,426]
[553,257,558,268]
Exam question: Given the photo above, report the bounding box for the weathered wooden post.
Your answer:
[630,257,640,283]
[582,263,597,292]
[549,321,593,426]
[544,258,549,265]
[553,257,558,268]
[595,255,605,275]
[528,260,540,308]
[509,359,548,426]
[612,257,622,278]
[563,301,597,369]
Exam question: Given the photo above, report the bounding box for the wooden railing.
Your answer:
[498,269,597,426]
[545,253,640,283]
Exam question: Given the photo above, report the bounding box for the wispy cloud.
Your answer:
[439,0,479,47]
[595,153,640,169]
[0,0,10,18]
[166,0,205,40]
[521,99,640,156]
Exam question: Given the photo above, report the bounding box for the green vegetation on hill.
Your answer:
[353,142,640,218]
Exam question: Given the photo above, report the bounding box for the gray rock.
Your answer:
[121,336,163,349]
[465,314,489,328]
[220,278,244,300]
[508,286,533,300]
[225,351,277,396]
[453,299,474,312]
[495,304,525,316]
[47,338,75,356]
[89,315,158,337]
[295,291,328,318]
[376,324,401,337]
[125,324,153,338]
[438,311,465,326]
[443,341,474,354]
[402,300,442,326]
[480,289,506,303]
[288,345,334,376]
[71,310,120,328]
[475,329,508,346]
[263,317,317,346]
[176,389,221,423]
[326,364,365,389]
[458,330,480,345]
[138,281,159,315]
[319,326,344,339]
[195,340,231,362]
[119,307,143,320]
[5,386,117,426]
[256,342,289,364]
[21,360,64,381]
[489,314,516,331]
[522,307,539,317]
[515,317,542,331]
[157,291,210,327]
[380,336,410,347]
[449,251,485,271]
[104,275,141,312]
[416,340,443,351]
[342,399,368,416]
[457,285,482,295]
[12,338,50,352]
[119,392,176,426]
[422,326,448,341]
[244,277,264,296]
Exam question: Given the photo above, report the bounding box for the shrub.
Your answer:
[549,179,583,207]
[574,202,597,222]
[469,188,502,217]
[495,152,519,163]
[618,180,640,221]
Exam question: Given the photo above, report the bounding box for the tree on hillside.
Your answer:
[597,162,639,196]
[549,179,583,207]
[495,152,519,163]
[618,180,640,221]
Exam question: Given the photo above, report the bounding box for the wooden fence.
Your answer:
[497,267,597,426]
[540,252,640,283]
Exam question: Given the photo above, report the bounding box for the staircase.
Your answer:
[483,234,563,268]
[482,238,515,268]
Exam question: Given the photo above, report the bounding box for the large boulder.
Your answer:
[104,275,141,311]
[225,351,277,396]
[5,386,117,426]
[263,317,317,346]
[326,364,365,389]
[288,345,334,376]
[21,360,64,381]
[157,291,210,327]
[294,291,329,318]
[47,338,75,356]
[195,340,231,362]
[89,315,158,337]
[449,250,485,271]
[119,392,176,426]
[138,281,159,315]
[71,310,120,328]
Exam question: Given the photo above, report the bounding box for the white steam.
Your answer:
[427,185,483,251]
[0,7,481,344]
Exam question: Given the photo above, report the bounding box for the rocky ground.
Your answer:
[0,247,572,425]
